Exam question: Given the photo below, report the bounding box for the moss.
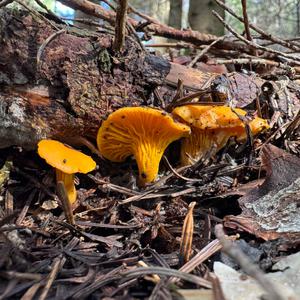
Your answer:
[97,49,112,73]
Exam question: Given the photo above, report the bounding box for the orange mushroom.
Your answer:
[172,105,269,165]
[37,140,96,204]
[97,107,191,186]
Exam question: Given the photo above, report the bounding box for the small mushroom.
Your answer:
[37,140,96,203]
[172,105,269,165]
[97,107,191,186]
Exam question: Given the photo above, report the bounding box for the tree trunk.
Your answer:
[188,0,225,36]
[168,0,183,29]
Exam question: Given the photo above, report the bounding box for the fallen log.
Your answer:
[0,9,267,149]
[0,9,171,148]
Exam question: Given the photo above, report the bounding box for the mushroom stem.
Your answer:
[134,142,165,186]
[181,129,214,166]
[55,170,76,204]
[181,128,238,166]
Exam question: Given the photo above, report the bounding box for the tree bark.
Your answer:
[0,9,170,149]
[188,0,225,36]
[0,8,261,150]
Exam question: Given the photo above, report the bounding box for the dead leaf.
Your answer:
[211,72,264,107]
[225,144,300,242]
[41,199,58,210]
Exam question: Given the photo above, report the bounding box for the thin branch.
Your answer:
[163,156,202,182]
[213,57,300,73]
[57,181,75,225]
[241,0,256,55]
[212,10,300,66]
[215,0,300,51]
[145,42,195,49]
[39,256,65,300]
[113,0,128,51]
[58,0,250,52]
[241,0,252,42]
[188,35,226,67]
[123,267,212,288]
[215,224,284,300]
[37,29,66,67]
[33,0,64,24]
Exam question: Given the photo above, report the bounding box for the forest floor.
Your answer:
[0,1,300,300]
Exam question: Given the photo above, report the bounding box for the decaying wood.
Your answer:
[0,9,170,148]
[0,9,267,149]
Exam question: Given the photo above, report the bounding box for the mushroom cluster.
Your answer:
[96,105,269,183]
[172,105,269,166]
[36,104,269,208]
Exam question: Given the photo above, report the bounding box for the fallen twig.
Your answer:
[212,10,300,65]
[37,29,66,67]
[39,256,65,300]
[241,0,256,56]
[113,0,128,51]
[214,224,284,300]
[215,0,300,51]
[188,36,226,67]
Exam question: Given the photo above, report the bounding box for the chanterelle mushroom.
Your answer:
[172,105,269,165]
[97,107,191,186]
[38,140,96,204]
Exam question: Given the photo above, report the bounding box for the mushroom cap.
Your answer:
[172,105,249,129]
[172,105,213,126]
[38,140,96,174]
[97,107,191,184]
[173,105,269,165]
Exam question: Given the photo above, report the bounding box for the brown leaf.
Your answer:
[225,144,300,242]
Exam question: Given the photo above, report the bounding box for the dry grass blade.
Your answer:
[20,282,43,300]
[179,202,196,266]
[123,267,212,288]
[5,190,13,215]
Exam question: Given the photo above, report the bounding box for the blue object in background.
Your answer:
[54,2,74,22]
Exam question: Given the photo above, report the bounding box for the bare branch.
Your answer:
[113,0,128,51]
[215,224,284,300]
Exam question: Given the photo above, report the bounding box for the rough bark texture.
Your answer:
[188,0,225,36]
[0,9,170,149]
